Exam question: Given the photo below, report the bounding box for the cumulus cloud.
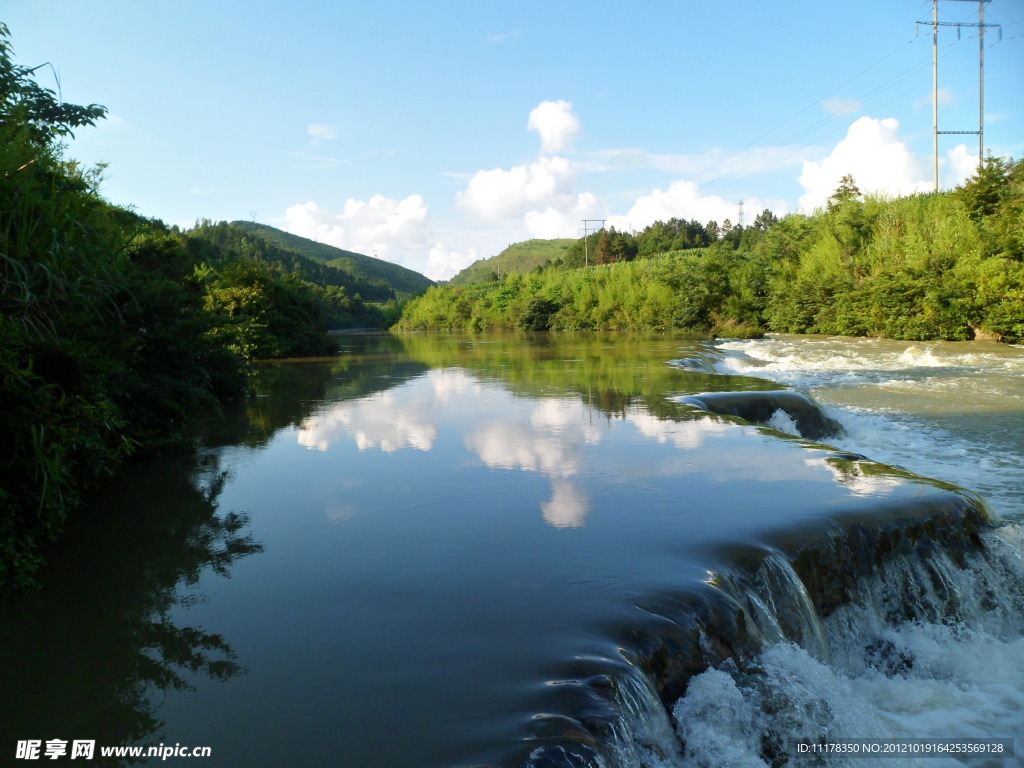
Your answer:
[524,192,601,238]
[457,155,577,220]
[467,421,579,477]
[430,370,482,401]
[284,194,429,263]
[946,143,980,185]
[606,181,784,232]
[797,116,974,211]
[528,100,580,155]
[426,243,479,282]
[451,101,605,241]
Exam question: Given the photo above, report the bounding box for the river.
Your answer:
[1,333,1021,767]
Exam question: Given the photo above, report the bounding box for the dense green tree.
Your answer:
[396,160,1023,344]
[0,22,105,144]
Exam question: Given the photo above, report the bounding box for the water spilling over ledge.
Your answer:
[522,458,1021,768]
[677,390,845,441]
[2,334,1021,768]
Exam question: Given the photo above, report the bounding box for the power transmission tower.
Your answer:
[917,0,1001,191]
[579,219,606,267]
[737,200,744,228]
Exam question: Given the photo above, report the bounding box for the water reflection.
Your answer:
[299,389,437,452]
[5,332,994,768]
[542,480,590,529]
[274,351,862,531]
[0,455,262,765]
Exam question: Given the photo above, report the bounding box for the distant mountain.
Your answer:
[450,239,575,285]
[230,221,434,297]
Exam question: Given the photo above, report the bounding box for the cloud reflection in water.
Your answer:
[291,369,872,531]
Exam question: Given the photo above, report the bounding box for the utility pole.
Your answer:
[918,0,1001,191]
[579,219,606,267]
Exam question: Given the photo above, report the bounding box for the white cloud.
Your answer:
[524,193,602,239]
[467,421,579,477]
[457,155,577,220]
[528,100,580,155]
[822,96,861,116]
[449,102,602,245]
[426,243,479,282]
[524,192,602,239]
[284,194,429,263]
[946,143,979,185]
[486,29,521,45]
[797,116,974,211]
[606,180,784,232]
[307,123,340,140]
[531,398,602,444]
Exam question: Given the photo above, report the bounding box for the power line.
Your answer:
[578,219,605,267]
[705,5,1003,200]
[692,37,921,186]
[918,0,1001,189]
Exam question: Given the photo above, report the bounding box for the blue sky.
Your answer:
[7,1,1023,279]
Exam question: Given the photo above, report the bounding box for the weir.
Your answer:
[523,394,1022,768]
[677,390,845,441]
[10,336,1019,768]
[525,493,1021,768]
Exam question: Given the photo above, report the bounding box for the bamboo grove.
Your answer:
[396,167,1023,342]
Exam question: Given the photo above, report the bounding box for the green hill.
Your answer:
[230,221,434,297]
[450,238,575,285]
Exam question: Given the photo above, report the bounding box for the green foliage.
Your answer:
[397,162,1024,344]
[199,259,339,359]
[228,220,434,298]
[0,24,362,591]
[450,238,575,285]
[0,22,105,145]
[396,246,744,335]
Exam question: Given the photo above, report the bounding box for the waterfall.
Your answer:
[524,376,1023,768]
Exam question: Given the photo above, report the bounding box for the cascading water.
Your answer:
[536,505,1024,768]
[556,337,1024,768]
[672,527,1024,768]
[681,336,1024,520]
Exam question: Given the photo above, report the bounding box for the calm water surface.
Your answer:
[2,333,1021,767]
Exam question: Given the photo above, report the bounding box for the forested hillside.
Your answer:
[230,220,434,297]
[450,238,575,285]
[396,166,1023,342]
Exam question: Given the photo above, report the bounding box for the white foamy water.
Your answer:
[694,336,1024,522]
[667,530,1024,768]
[654,336,1024,768]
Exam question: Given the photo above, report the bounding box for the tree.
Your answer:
[0,23,106,144]
[751,209,779,233]
[958,154,1012,221]
[827,174,862,212]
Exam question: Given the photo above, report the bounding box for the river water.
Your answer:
[1,333,1021,767]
